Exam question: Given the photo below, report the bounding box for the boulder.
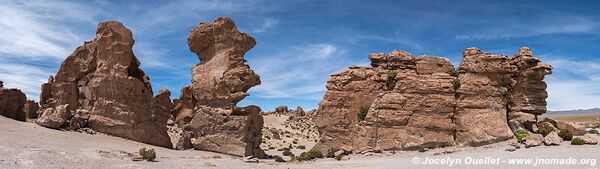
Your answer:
[0,86,27,121]
[173,17,265,158]
[543,131,562,146]
[524,134,543,148]
[37,104,70,129]
[575,134,598,145]
[37,21,172,148]
[555,120,585,136]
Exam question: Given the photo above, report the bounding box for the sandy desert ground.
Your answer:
[1,115,599,169]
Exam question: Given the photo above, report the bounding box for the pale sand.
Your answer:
[1,116,598,169]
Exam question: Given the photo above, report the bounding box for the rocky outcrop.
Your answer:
[0,82,27,121]
[454,48,516,146]
[314,47,552,152]
[23,100,39,119]
[37,21,171,148]
[507,47,552,132]
[172,17,265,158]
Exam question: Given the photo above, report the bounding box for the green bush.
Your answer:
[282,149,293,156]
[139,147,156,161]
[294,149,324,161]
[537,122,554,137]
[452,79,461,91]
[357,106,369,121]
[386,71,397,90]
[558,129,573,141]
[515,129,530,143]
[335,154,343,161]
[326,149,338,158]
[571,137,585,145]
[275,156,286,162]
[447,69,459,77]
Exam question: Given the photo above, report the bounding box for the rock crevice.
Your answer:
[314,47,552,152]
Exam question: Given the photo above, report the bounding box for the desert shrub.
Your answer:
[272,132,281,140]
[264,135,271,139]
[357,106,369,121]
[326,149,338,158]
[558,129,573,141]
[275,156,286,162]
[537,122,554,137]
[139,147,156,161]
[297,145,306,149]
[292,141,298,144]
[335,154,343,161]
[269,147,276,150]
[294,149,324,161]
[386,71,397,90]
[447,69,459,77]
[282,149,293,156]
[277,147,290,152]
[452,79,461,91]
[515,129,530,143]
[571,137,585,145]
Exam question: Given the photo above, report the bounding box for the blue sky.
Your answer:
[0,0,599,111]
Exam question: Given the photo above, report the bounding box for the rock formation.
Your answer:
[0,81,27,121]
[23,100,39,119]
[37,21,172,148]
[454,48,515,146]
[314,47,552,152]
[507,47,552,132]
[172,17,265,158]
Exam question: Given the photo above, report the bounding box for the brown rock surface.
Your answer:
[507,47,552,132]
[524,134,544,148]
[314,47,552,152]
[37,21,171,148]
[0,85,27,121]
[454,48,515,146]
[23,100,39,119]
[555,120,586,136]
[172,17,265,158]
[543,131,562,146]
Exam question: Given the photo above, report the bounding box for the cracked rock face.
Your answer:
[38,21,172,148]
[314,47,552,152]
[173,17,265,158]
[507,47,552,132]
[0,82,27,121]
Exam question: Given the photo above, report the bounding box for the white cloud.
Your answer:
[0,61,52,101]
[253,17,278,33]
[545,58,600,110]
[0,1,99,60]
[249,43,356,100]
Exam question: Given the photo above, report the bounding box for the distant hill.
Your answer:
[547,108,600,116]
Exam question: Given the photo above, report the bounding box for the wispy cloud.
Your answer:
[0,1,99,60]
[253,17,279,33]
[545,58,600,110]
[249,43,356,100]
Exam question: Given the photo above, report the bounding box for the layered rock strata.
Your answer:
[314,47,552,152]
[172,17,265,158]
[37,21,172,148]
[0,81,27,121]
